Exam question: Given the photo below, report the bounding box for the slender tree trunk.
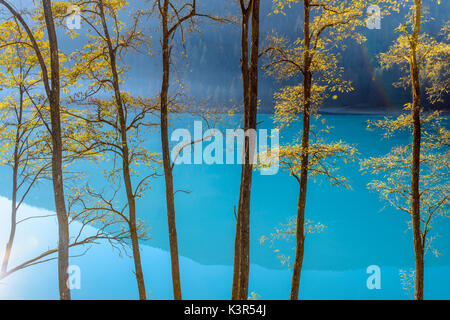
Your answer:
[126,182,147,300]
[232,0,260,300]
[290,0,311,300]
[409,0,424,301]
[42,0,71,300]
[120,138,146,300]
[97,0,146,299]
[231,207,241,299]
[290,184,306,300]
[410,59,424,300]
[160,0,182,300]
[1,89,22,274]
[290,101,310,300]
[232,4,250,301]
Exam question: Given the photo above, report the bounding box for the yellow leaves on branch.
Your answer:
[260,215,327,268]
[361,113,449,227]
[368,109,446,138]
[257,138,357,190]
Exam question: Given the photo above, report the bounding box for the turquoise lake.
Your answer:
[0,114,449,299]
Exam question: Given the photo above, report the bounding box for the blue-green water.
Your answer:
[0,114,449,299]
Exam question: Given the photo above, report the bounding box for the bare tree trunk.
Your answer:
[232,0,260,300]
[290,0,311,300]
[42,0,71,300]
[290,98,310,300]
[410,60,424,300]
[160,0,182,300]
[231,2,250,300]
[231,206,241,299]
[290,183,306,300]
[97,0,147,300]
[410,0,424,301]
[127,191,146,300]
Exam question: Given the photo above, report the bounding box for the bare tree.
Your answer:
[154,0,228,300]
[56,0,156,299]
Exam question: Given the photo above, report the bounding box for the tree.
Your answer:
[264,0,366,300]
[154,0,227,300]
[260,217,326,270]
[258,127,356,275]
[231,0,260,301]
[361,111,449,300]
[0,4,138,293]
[53,0,155,300]
[258,123,357,298]
[372,0,449,300]
[0,19,50,275]
[0,179,143,286]
[0,0,71,299]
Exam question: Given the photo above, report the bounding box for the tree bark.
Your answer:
[231,206,241,299]
[232,0,260,300]
[97,0,146,300]
[160,0,182,300]
[290,0,311,300]
[231,2,250,301]
[290,104,310,300]
[409,0,424,301]
[42,0,71,300]
[290,183,306,300]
